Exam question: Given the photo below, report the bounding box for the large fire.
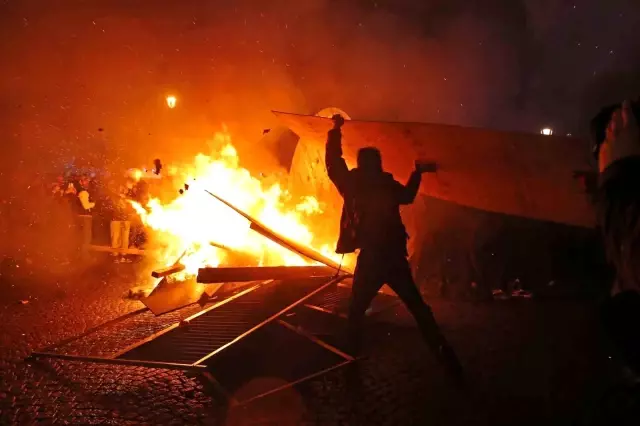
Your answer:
[130,127,343,281]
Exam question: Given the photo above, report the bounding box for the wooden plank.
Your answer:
[203,190,349,271]
[209,241,231,251]
[87,245,146,255]
[274,111,595,228]
[151,264,186,278]
[197,266,336,284]
[141,277,223,316]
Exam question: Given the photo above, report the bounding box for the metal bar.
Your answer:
[197,266,335,284]
[304,303,347,319]
[181,281,271,324]
[111,323,181,359]
[202,372,239,407]
[28,352,206,371]
[35,307,149,354]
[151,264,186,278]
[277,319,353,361]
[193,275,348,366]
[112,281,269,359]
[236,359,354,406]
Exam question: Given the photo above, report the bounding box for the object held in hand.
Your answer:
[591,98,640,160]
[331,114,345,129]
[415,160,438,173]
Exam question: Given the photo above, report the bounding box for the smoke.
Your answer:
[5,0,635,276]
[0,0,535,172]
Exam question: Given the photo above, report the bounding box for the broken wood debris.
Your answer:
[151,264,186,279]
[178,184,347,271]
[209,241,231,251]
[202,190,347,272]
[150,249,188,279]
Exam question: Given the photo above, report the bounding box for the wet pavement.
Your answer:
[0,256,635,425]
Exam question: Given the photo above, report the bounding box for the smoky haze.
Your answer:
[0,0,638,274]
[0,0,532,174]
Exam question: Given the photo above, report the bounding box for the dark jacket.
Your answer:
[325,128,421,255]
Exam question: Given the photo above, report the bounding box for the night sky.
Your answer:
[1,0,639,181]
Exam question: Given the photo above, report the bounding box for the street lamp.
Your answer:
[541,127,553,136]
[166,95,177,109]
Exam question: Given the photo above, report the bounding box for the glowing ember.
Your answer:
[166,95,177,109]
[131,127,343,281]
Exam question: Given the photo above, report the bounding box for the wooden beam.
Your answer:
[197,265,336,284]
[87,245,145,255]
[248,222,345,271]
[274,111,595,228]
[204,191,348,272]
[151,264,186,278]
[209,241,231,251]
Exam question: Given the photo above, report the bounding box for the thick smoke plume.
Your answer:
[0,0,531,172]
[0,0,638,277]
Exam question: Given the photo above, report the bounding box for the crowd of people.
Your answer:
[49,167,155,263]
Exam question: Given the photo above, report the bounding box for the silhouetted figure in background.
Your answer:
[592,100,640,375]
[325,114,463,384]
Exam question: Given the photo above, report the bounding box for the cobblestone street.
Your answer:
[0,258,629,425]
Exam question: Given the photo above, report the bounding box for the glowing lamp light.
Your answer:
[541,128,553,136]
[166,95,177,109]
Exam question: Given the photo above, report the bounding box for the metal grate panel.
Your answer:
[118,276,335,365]
[305,284,401,316]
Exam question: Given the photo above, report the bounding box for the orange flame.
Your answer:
[131,127,343,281]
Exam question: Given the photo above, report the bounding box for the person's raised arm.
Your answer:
[325,115,350,195]
[394,171,421,205]
[394,161,437,205]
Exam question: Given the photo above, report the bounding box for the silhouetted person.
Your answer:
[325,114,463,383]
[592,100,640,374]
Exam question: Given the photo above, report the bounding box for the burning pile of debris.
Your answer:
[126,128,352,315]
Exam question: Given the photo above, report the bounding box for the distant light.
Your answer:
[166,95,177,109]
[541,128,553,136]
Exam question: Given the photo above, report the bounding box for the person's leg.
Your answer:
[110,220,122,261]
[110,221,121,249]
[80,215,93,247]
[120,221,132,262]
[348,253,384,354]
[386,256,445,350]
[122,221,131,250]
[71,217,83,260]
[386,255,464,383]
